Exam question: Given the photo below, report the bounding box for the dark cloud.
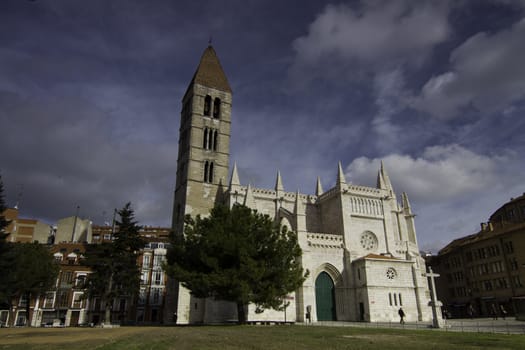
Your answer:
[1,0,524,254]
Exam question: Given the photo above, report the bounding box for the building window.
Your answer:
[504,241,514,254]
[389,293,392,306]
[72,292,83,308]
[153,271,163,285]
[203,128,208,149]
[398,294,402,306]
[75,274,86,288]
[204,161,214,183]
[153,255,163,267]
[18,295,28,307]
[138,288,146,305]
[44,292,55,309]
[204,95,211,116]
[61,271,73,286]
[213,98,221,118]
[513,275,523,287]
[57,290,69,308]
[143,254,151,268]
[203,128,218,151]
[141,271,149,284]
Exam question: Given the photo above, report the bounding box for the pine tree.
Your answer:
[166,204,307,324]
[86,203,144,325]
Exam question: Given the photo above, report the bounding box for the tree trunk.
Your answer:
[25,292,31,327]
[104,272,114,325]
[104,302,111,325]
[236,301,246,324]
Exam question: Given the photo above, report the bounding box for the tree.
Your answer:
[4,242,59,326]
[85,203,144,324]
[0,175,13,312]
[0,175,11,245]
[166,204,307,324]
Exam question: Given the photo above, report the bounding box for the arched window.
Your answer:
[203,161,214,183]
[204,161,209,182]
[203,128,218,151]
[203,128,208,149]
[204,95,211,116]
[213,98,221,118]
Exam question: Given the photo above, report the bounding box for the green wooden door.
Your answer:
[315,272,336,321]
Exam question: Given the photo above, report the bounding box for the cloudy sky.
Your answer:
[1,0,524,253]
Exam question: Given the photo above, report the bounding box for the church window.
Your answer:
[203,128,218,151]
[204,161,214,183]
[389,293,392,306]
[386,267,397,280]
[213,98,221,118]
[360,231,378,250]
[204,95,211,116]
[393,293,398,306]
[398,294,402,306]
[203,128,208,148]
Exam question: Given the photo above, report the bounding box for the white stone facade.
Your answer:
[170,46,434,324]
[220,163,433,323]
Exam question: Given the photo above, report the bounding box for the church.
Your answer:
[168,45,435,324]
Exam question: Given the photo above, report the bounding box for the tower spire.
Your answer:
[316,177,323,196]
[402,192,412,213]
[189,45,232,93]
[244,183,256,207]
[229,162,240,189]
[275,171,284,192]
[336,161,347,190]
[294,189,303,214]
[377,160,393,191]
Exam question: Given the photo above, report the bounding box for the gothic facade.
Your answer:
[170,46,434,324]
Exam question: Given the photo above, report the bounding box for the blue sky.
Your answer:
[1,0,524,253]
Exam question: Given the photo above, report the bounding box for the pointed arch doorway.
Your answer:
[315,271,336,321]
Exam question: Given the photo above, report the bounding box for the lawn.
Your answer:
[1,325,525,350]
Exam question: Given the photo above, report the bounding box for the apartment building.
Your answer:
[428,193,525,319]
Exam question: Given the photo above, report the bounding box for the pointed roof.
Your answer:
[243,183,256,207]
[275,171,284,192]
[229,162,240,188]
[294,190,303,214]
[336,162,347,188]
[190,46,232,93]
[377,160,393,191]
[316,177,323,196]
[402,192,412,212]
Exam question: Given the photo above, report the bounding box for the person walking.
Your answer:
[491,303,498,320]
[499,305,507,320]
[398,307,405,324]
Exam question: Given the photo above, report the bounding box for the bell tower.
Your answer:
[172,45,232,233]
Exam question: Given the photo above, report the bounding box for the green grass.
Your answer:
[1,325,525,350]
